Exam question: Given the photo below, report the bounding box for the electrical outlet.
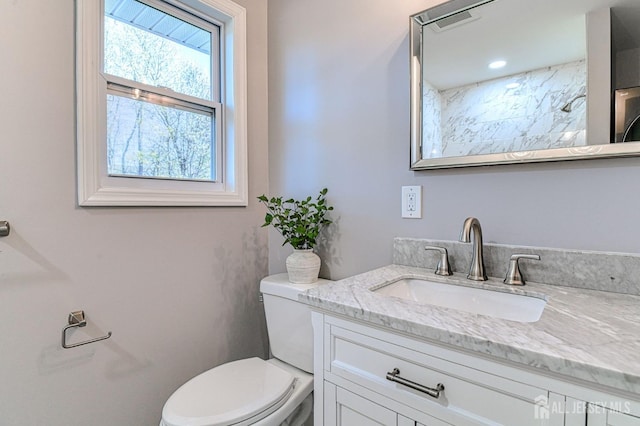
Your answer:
[401,186,422,218]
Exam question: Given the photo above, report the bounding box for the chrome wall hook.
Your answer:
[62,310,112,349]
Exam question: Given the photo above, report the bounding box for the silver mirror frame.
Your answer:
[409,6,640,170]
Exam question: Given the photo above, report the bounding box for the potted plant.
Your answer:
[258,188,333,283]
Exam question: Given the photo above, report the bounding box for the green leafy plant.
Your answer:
[257,188,334,250]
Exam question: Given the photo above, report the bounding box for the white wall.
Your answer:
[586,7,612,145]
[0,0,268,425]
[268,0,640,280]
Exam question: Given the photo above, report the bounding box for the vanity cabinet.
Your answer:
[312,312,639,426]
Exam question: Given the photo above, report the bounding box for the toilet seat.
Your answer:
[162,357,296,426]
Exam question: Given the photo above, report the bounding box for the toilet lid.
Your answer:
[162,357,296,426]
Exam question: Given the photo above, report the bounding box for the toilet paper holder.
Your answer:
[62,310,112,349]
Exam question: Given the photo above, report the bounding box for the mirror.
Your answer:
[410,0,640,169]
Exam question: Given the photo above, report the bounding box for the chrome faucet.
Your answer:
[459,217,487,281]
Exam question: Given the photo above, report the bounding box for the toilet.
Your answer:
[160,273,328,426]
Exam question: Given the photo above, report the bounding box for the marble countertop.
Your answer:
[300,264,640,396]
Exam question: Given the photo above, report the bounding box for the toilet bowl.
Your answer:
[160,274,328,426]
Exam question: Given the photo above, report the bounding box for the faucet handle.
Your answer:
[424,246,453,276]
[504,254,540,286]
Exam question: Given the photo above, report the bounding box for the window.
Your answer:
[77,0,247,206]
[104,0,220,181]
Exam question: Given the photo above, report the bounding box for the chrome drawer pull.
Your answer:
[386,368,444,399]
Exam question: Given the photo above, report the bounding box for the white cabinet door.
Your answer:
[398,415,417,426]
[325,381,398,426]
[588,408,640,426]
[565,397,588,426]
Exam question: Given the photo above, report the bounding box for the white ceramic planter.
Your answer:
[286,249,321,284]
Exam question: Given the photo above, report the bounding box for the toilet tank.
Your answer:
[260,274,330,374]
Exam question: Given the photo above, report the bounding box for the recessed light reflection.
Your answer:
[489,60,507,69]
[506,83,520,89]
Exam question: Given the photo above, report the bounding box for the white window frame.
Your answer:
[76,0,247,206]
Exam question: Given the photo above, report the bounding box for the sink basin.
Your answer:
[373,278,546,323]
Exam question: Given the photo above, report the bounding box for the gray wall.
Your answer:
[267,0,640,280]
[0,0,268,425]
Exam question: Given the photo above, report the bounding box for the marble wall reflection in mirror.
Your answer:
[410,0,640,170]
